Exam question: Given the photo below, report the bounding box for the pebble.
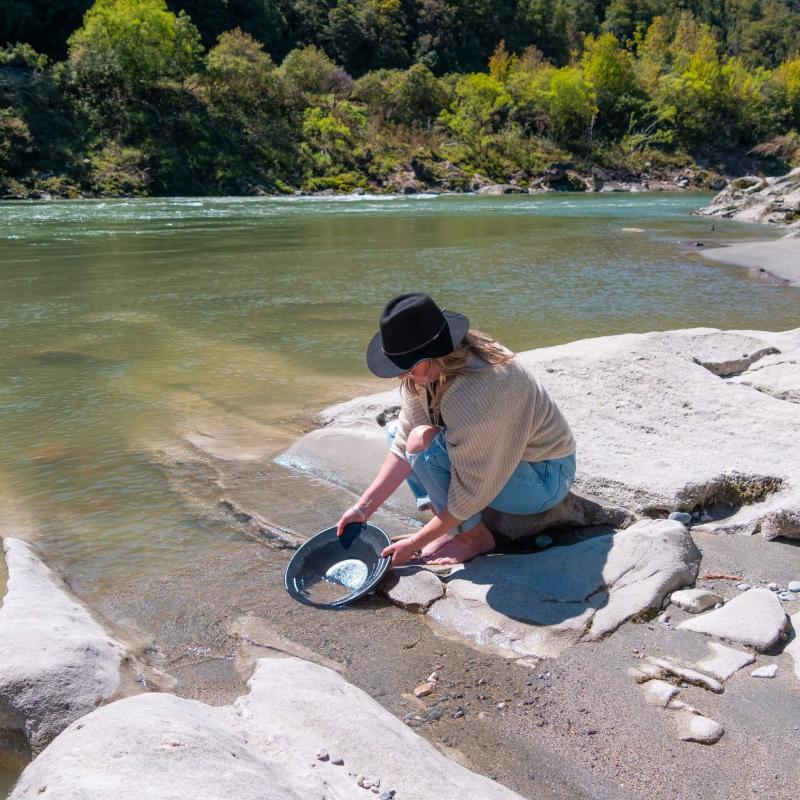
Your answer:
[668,511,693,525]
[737,583,751,591]
[426,672,439,682]
[534,534,553,548]
[316,749,330,762]
[331,756,344,766]
[767,582,779,591]
[496,702,506,710]
[779,592,796,601]
[413,682,435,698]
[379,791,395,800]
[751,664,778,678]
[452,709,465,719]
[788,581,800,593]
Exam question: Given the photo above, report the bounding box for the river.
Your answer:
[0,192,798,790]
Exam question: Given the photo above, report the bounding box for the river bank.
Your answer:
[3,325,800,798]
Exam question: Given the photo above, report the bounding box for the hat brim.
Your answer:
[365,310,470,378]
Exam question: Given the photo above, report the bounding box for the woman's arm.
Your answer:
[381,508,460,565]
[335,451,412,536]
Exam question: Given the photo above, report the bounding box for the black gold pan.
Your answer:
[284,522,392,609]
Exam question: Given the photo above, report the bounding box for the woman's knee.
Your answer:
[406,424,441,455]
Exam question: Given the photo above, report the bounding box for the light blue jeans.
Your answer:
[388,426,576,534]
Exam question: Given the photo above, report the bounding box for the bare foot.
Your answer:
[421,522,495,565]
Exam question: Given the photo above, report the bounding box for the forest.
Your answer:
[1,0,799,196]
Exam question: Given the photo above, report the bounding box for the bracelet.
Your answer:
[352,504,369,521]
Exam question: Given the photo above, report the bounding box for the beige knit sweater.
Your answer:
[389,358,575,520]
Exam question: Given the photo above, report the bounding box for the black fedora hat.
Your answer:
[366,293,470,378]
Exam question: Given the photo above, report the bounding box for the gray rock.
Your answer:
[0,538,164,758]
[331,755,345,766]
[670,589,723,614]
[737,583,751,591]
[676,712,724,744]
[668,512,693,525]
[767,582,779,591]
[378,568,444,612]
[789,581,800,593]
[426,519,700,660]
[534,534,553,548]
[678,588,789,651]
[751,664,778,678]
[786,612,800,680]
[641,679,678,707]
[11,658,525,800]
[692,642,755,681]
[779,592,797,601]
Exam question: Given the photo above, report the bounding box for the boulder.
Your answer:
[696,167,800,227]
[0,538,164,758]
[678,588,789,651]
[279,327,800,541]
[10,657,526,800]
[426,519,700,660]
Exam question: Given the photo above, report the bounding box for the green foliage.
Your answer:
[66,0,203,93]
[774,58,800,129]
[280,45,350,96]
[0,109,33,176]
[0,43,49,71]
[440,73,511,146]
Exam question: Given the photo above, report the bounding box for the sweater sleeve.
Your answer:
[442,370,532,520]
[389,384,430,459]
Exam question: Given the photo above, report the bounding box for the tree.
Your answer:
[66,0,203,92]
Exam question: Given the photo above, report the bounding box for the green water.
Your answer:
[0,193,797,600]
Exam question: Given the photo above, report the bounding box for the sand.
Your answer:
[700,237,800,287]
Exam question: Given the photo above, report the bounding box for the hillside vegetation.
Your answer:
[1,0,799,196]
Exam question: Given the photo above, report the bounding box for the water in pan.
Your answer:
[325,559,369,590]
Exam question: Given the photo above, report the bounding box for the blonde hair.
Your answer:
[400,329,515,417]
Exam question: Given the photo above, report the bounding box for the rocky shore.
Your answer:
[2,326,800,798]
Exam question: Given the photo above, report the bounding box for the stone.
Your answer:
[737,583,751,591]
[413,683,435,698]
[378,568,445,613]
[676,712,724,744]
[789,581,800,593]
[534,534,553,548]
[668,512,692,525]
[779,592,796,601]
[331,756,345,766]
[316,749,329,762]
[426,672,439,682]
[11,658,525,800]
[643,658,723,693]
[426,519,699,660]
[641,679,678,707]
[692,642,755,681]
[0,538,166,758]
[786,612,800,680]
[767,582,779,591]
[670,589,723,614]
[678,588,789,652]
[751,664,778,678]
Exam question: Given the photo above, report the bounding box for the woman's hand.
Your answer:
[381,537,420,568]
[335,507,367,537]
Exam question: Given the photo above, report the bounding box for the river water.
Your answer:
[1,192,798,600]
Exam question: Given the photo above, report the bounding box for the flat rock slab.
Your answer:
[426,519,699,659]
[693,642,755,681]
[11,657,526,800]
[281,327,800,541]
[670,589,722,614]
[378,567,445,612]
[728,347,800,404]
[0,538,144,757]
[642,680,678,707]
[678,588,789,651]
[676,712,724,744]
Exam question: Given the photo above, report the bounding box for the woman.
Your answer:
[335,293,576,567]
